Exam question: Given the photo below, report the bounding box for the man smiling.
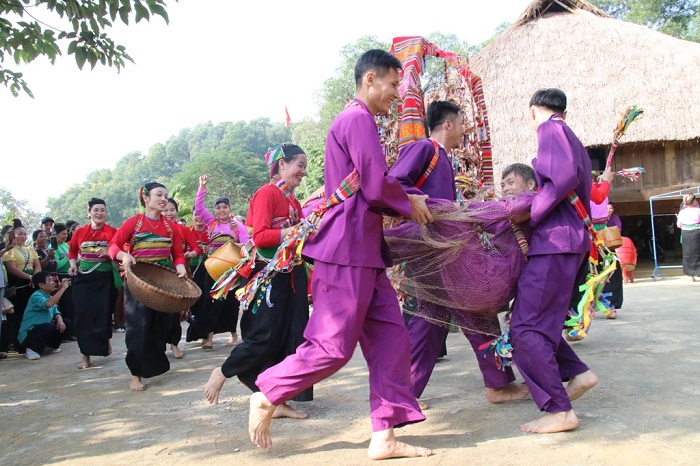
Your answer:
[248,49,433,460]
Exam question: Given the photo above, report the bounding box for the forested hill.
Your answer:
[46,117,323,225]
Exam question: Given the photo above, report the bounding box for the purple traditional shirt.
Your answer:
[389,138,457,201]
[529,115,592,256]
[607,213,622,231]
[194,188,249,246]
[303,99,412,268]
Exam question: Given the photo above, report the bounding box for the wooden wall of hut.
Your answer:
[590,139,700,216]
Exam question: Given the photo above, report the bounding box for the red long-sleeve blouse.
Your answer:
[245,183,302,248]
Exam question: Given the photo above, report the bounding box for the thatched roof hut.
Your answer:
[471,0,700,217]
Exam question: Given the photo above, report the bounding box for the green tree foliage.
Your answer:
[421,32,477,95]
[0,187,42,233]
[171,150,267,217]
[591,0,699,41]
[1,0,175,97]
[478,21,511,49]
[46,119,287,225]
[316,36,390,130]
[292,117,327,200]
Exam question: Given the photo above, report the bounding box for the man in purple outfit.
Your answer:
[248,49,433,460]
[389,101,529,406]
[510,88,599,434]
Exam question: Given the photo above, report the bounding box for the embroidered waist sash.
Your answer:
[131,232,173,268]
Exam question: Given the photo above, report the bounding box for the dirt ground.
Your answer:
[1,261,699,466]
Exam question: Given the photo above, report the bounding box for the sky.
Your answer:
[1,0,533,213]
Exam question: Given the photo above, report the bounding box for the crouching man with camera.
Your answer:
[17,272,72,360]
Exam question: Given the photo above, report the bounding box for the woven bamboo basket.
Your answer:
[126,262,202,313]
[601,226,622,250]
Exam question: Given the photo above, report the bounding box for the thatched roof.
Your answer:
[471,0,700,169]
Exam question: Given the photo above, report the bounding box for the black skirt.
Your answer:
[3,274,33,351]
[188,262,209,318]
[73,270,117,356]
[220,262,313,401]
[124,284,171,378]
[186,267,239,341]
[603,259,624,310]
[681,228,700,276]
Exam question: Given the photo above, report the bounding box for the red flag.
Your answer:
[285,106,291,127]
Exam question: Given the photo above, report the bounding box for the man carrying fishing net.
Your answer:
[246,49,434,460]
[510,88,599,434]
[387,101,533,406]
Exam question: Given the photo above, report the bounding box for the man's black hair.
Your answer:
[32,270,53,288]
[529,88,567,115]
[354,49,402,88]
[502,163,537,185]
[426,101,462,133]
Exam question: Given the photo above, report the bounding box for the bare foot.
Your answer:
[606,310,617,319]
[108,341,112,356]
[520,410,579,433]
[249,392,277,450]
[226,333,238,347]
[367,428,432,460]
[486,382,530,403]
[565,331,585,342]
[129,376,146,392]
[78,355,91,370]
[418,400,429,410]
[566,370,598,401]
[272,402,308,419]
[201,333,214,350]
[204,367,227,404]
[171,344,184,359]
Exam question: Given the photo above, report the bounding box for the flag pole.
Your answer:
[290,124,297,144]
[285,106,297,144]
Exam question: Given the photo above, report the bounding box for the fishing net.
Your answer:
[385,193,535,336]
[381,36,517,337]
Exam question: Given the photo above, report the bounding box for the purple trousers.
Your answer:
[510,253,590,413]
[408,315,515,398]
[256,260,425,432]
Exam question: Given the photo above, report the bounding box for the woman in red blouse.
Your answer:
[204,143,313,416]
[108,183,187,392]
[68,198,119,369]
